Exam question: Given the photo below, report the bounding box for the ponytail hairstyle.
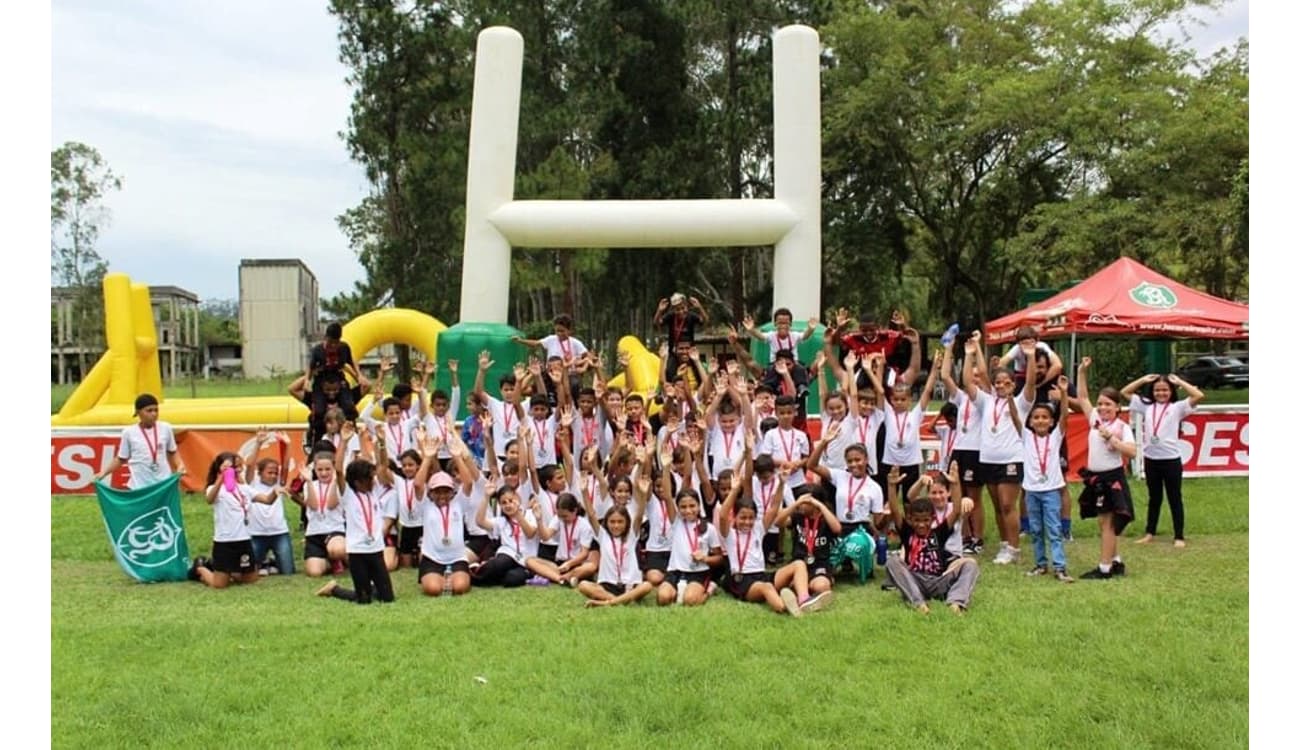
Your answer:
[206,451,239,488]
[557,492,582,516]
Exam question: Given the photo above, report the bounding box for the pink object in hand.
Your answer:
[222,467,238,493]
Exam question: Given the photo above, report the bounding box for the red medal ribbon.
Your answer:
[563,518,579,557]
[357,491,375,537]
[846,473,868,517]
[612,535,627,580]
[1149,402,1172,439]
[559,337,572,361]
[437,502,452,541]
[508,519,522,555]
[685,522,701,554]
[943,427,956,462]
[315,479,331,513]
[387,423,404,455]
[657,498,670,540]
[502,406,514,434]
[404,479,416,515]
[759,479,776,517]
[892,407,911,443]
[1033,432,1052,478]
[140,424,160,465]
[534,418,549,448]
[960,399,972,432]
[991,397,1007,431]
[582,416,598,448]
[733,529,753,573]
[778,428,796,463]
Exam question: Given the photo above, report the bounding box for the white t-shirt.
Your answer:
[934,423,957,475]
[750,476,794,533]
[819,412,859,471]
[1021,428,1065,491]
[596,526,642,585]
[341,487,388,554]
[529,415,559,468]
[541,334,588,362]
[573,412,607,462]
[1008,341,1053,374]
[667,517,721,573]
[116,422,178,489]
[461,478,491,538]
[882,403,924,466]
[644,493,674,552]
[722,527,767,575]
[487,395,523,459]
[548,515,595,562]
[759,427,811,489]
[421,496,473,564]
[492,512,538,564]
[707,424,747,479]
[1087,415,1134,472]
[390,475,425,528]
[975,390,1033,464]
[763,330,805,362]
[304,479,345,536]
[320,432,362,468]
[424,389,461,459]
[1129,396,1194,462]
[247,479,290,536]
[949,391,983,452]
[828,467,884,524]
[211,483,253,543]
[848,410,885,475]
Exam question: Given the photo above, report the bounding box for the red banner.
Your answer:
[52,428,308,495]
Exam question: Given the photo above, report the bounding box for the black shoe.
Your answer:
[187,557,204,581]
[881,582,896,591]
[1111,560,1127,576]
[1079,566,1112,580]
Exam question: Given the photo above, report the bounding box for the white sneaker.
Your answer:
[800,590,835,614]
[1007,546,1021,563]
[780,588,802,617]
[675,581,687,605]
[992,543,1013,565]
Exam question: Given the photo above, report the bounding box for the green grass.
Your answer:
[52,478,1247,748]
[51,378,293,414]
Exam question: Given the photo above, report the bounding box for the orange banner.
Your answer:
[52,428,308,494]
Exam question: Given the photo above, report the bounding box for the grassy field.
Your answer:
[51,477,1248,748]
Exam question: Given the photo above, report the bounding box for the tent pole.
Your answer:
[1070,333,1077,376]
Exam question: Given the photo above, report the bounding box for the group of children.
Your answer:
[105,302,1205,613]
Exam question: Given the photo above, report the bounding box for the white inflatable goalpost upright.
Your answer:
[459,24,822,323]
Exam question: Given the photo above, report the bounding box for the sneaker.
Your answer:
[800,590,835,614]
[780,588,802,617]
[705,580,719,596]
[315,579,338,597]
[881,582,897,592]
[1055,569,1074,583]
[266,565,279,576]
[1025,566,1048,577]
[1007,546,1021,563]
[962,540,977,557]
[187,557,203,582]
[1111,560,1127,576]
[973,538,985,554]
[257,567,271,577]
[526,576,550,587]
[675,581,687,605]
[1079,566,1112,580]
[992,543,1012,565]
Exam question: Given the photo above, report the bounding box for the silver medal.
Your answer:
[364,536,375,545]
[1150,436,1160,445]
[441,537,451,545]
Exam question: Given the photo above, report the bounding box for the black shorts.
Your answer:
[304,532,344,560]
[643,551,670,574]
[418,557,470,580]
[537,543,558,563]
[1078,468,1135,533]
[953,449,982,486]
[211,540,255,575]
[809,563,833,581]
[465,534,495,559]
[600,582,628,596]
[398,526,422,556]
[980,461,1024,485]
[667,570,710,587]
[727,571,772,599]
[839,521,867,539]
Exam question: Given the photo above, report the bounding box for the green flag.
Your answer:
[95,474,192,583]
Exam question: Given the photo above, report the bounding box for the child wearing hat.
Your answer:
[95,393,185,489]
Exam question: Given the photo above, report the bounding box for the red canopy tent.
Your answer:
[984,257,1248,345]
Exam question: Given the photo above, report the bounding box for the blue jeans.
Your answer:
[1026,489,1066,570]
[251,533,296,575]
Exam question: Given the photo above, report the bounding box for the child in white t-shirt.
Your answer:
[743,307,818,364]
[96,393,184,489]
[1018,382,1072,582]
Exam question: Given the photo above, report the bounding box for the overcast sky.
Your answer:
[51,0,1248,305]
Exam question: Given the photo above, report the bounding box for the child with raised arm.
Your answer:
[776,488,841,603]
[1121,372,1204,547]
[95,393,185,488]
[187,449,274,588]
[375,427,437,571]
[315,457,395,605]
[884,465,980,615]
[473,350,524,460]
[513,314,589,367]
[717,468,818,616]
[1017,378,1074,582]
[308,322,368,421]
[743,308,818,364]
[471,484,539,588]
[806,421,887,541]
[1075,357,1139,579]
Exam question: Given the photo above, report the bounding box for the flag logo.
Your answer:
[1129,282,1177,309]
[115,506,184,568]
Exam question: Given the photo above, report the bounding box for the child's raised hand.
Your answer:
[480,411,493,430]
[340,421,357,441]
[836,308,852,328]
[947,460,960,483]
[379,356,395,374]
[527,358,542,377]
[617,350,630,368]
[477,350,493,370]
[726,359,740,376]
[1167,373,1184,387]
[656,297,670,312]
[888,465,903,486]
[658,341,670,359]
[960,497,974,515]
[726,326,739,344]
[513,362,527,380]
[843,350,859,370]
[688,346,701,362]
[636,475,651,496]
[812,350,826,370]
[903,327,920,343]
[821,420,842,443]
[561,408,576,429]
[1079,356,1091,370]
[742,314,755,331]
[775,359,789,375]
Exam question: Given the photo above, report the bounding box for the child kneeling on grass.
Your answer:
[885,466,979,615]
[316,458,396,605]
